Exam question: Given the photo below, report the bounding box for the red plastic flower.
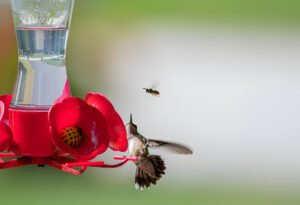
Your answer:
[0,95,13,152]
[0,101,4,122]
[0,94,12,123]
[0,121,12,152]
[85,93,128,152]
[49,97,109,160]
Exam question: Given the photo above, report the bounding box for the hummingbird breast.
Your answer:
[128,136,146,157]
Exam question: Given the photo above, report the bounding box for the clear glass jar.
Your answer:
[11,0,74,110]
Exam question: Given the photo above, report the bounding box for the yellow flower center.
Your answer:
[61,127,85,148]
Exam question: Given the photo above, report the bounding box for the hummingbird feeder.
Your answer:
[0,0,137,175]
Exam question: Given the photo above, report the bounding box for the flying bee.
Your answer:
[143,88,160,96]
[126,114,193,190]
[143,81,160,96]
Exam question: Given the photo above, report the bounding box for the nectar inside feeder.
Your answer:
[0,0,136,174]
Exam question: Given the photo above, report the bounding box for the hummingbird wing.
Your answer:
[147,139,193,154]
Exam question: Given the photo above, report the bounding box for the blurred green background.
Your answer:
[1,0,300,205]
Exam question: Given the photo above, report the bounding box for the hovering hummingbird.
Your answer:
[126,114,193,190]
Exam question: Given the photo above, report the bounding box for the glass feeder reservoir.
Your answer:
[11,0,73,109]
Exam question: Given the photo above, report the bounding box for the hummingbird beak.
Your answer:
[130,113,133,124]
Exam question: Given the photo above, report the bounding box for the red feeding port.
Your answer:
[0,93,136,174]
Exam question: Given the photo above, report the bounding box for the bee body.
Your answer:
[143,88,160,96]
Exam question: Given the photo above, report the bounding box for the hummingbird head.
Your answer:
[126,113,138,135]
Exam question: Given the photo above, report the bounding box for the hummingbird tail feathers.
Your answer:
[135,155,166,190]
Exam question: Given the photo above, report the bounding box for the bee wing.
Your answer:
[147,139,193,154]
[151,81,160,89]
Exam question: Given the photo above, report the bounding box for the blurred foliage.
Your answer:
[2,0,300,94]
[0,166,299,205]
[1,1,300,204]
[74,0,300,25]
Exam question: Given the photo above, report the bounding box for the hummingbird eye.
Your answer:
[133,124,137,129]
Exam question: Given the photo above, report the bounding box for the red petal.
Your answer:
[85,93,116,115]
[49,97,81,131]
[49,97,108,160]
[0,121,12,152]
[0,94,12,122]
[107,112,128,152]
[0,101,4,121]
[85,93,128,152]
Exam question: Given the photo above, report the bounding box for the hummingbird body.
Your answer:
[128,134,147,157]
[127,118,165,190]
[126,114,192,190]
